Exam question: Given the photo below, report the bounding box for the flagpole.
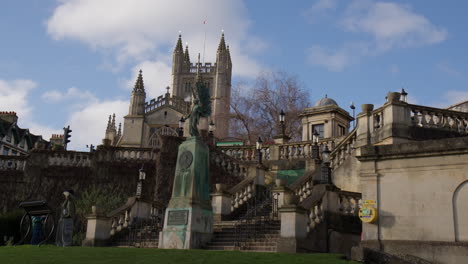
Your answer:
[203,17,207,64]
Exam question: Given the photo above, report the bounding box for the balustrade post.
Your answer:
[211,184,231,221]
[83,205,111,247]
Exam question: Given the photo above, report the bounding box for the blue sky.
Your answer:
[0,0,467,150]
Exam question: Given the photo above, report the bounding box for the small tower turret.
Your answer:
[129,70,146,115]
[105,114,117,144]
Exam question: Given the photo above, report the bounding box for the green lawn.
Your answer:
[0,246,359,264]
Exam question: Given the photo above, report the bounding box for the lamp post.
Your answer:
[256,137,263,165]
[401,88,408,103]
[350,102,356,128]
[321,145,331,184]
[136,165,146,199]
[279,110,286,136]
[208,121,215,146]
[312,130,320,160]
[178,117,185,137]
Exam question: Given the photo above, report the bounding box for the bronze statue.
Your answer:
[185,77,211,137]
[56,190,75,247]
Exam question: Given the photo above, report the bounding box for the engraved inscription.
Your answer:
[168,210,189,225]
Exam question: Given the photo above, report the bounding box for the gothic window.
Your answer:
[312,124,324,139]
[3,147,9,155]
[148,127,179,148]
[5,133,11,143]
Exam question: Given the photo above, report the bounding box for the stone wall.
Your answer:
[357,136,468,263]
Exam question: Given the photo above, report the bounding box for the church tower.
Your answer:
[120,70,146,147]
[171,32,232,139]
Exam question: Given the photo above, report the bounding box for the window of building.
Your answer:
[19,140,25,149]
[312,124,324,139]
[5,134,11,142]
[11,150,17,156]
[3,147,9,155]
[338,125,346,136]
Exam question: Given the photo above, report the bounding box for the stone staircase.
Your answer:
[110,219,160,248]
[205,219,281,252]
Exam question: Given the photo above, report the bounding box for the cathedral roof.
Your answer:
[314,95,338,107]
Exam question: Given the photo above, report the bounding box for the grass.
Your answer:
[0,246,359,264]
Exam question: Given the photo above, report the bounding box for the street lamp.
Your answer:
[256,137,263,164]
[401,88,408,103]
[279,110,285,135]
[209,121,215,135]
[312,130,320,160]
[321,145,332,184]
[178,117,185,137]
[136,165,146,198]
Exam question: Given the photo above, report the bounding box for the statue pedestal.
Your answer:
[159,137,213,249]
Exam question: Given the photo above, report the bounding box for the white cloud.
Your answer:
[303,0,338,23]
[0,79,36,119]
[42,87,96,102]
[342,0,447,51]
[124,60,172,99]
[307,42,370,71]
[306,0,447,71]
[67,99,128,150]
[46,0,264,78]
[0,79,62,139]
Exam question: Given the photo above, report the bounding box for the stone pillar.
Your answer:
[82,206,111,247]
[272,179,289,209]
[159,137,213,249]
[355,104,374,148]
[277,204,309,253]
[211,184,231,221]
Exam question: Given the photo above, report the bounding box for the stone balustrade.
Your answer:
[338,191,361,216]
[279,139,334,161]
[110,208,132,236]
[48,152,92,167]
[219,145,270,161]
[211,150,248,178]
[295,179,314,202]
[96,147,155,162]
[228,176,257,212]
[145,95,190,115]
[307,200,324,232]
[409,104,468,134]
[330,129,357,170]
[0,155,27,171]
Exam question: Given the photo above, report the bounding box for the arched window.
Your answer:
[148,127,179,148]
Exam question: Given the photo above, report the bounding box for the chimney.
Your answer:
[0,111,18,123]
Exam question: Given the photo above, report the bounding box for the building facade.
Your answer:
[107,33,232,148]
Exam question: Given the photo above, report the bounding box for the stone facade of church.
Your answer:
[105,33,232,148]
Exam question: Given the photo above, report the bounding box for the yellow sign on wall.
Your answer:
[359,206,378,223]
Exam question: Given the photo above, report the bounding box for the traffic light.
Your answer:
[63,125,72,150]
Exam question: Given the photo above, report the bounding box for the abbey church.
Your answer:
[104,33,232,148]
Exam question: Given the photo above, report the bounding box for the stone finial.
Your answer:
[111,113,116,129]
[184,44,190,62]
[106,115,112,131]
[217,31,226,51]
[117,123,122,137]
[133,70,145,93]
[361,104,374,113]
[174,33,183,53]
[387,92,401,103]
[196,53,203,83]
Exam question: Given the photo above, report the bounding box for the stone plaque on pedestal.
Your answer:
[159,137,213,249]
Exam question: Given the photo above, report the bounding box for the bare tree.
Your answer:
[229,71,310,144]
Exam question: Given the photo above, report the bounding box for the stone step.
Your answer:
[207,241,277,247]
